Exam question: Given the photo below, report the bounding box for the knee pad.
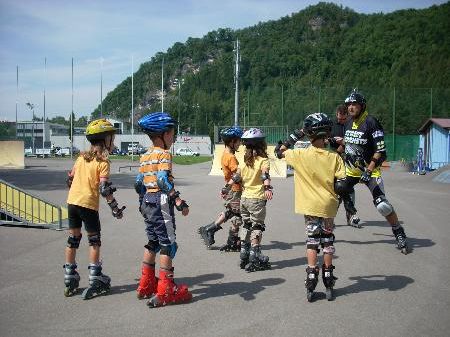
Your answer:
[306,236,321,252]
[144,240,160,254]
[306,221,321,237]
[160,242,178,259]
[321,233,335,255]
[373,196,394,217]
[223,209,233,222]
[87,233,101,247]
[67,234,82,249]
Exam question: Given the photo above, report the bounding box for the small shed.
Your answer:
[418,118,450,170]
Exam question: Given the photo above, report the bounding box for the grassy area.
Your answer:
[173,155,212,165]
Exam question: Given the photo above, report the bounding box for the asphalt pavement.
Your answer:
[0,157,449,337]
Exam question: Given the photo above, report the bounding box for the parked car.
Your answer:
[175,147,200,156]
[127,143,145,155]
[111,148,127,156]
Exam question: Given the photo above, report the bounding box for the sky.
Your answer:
[0,0,447,122]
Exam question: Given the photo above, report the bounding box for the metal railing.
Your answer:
[0,179,67,229]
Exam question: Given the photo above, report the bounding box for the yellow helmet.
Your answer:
[85,118,116,142]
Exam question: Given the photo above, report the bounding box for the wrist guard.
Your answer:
[283,129,305,148]
[66,172,74,188]
[108,198,125,218]
[264,185,273,191]
[221,184,231,195]
[99,181,116,197]
[175,199,189,212]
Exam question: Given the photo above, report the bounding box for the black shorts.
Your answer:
[68,204,101,233]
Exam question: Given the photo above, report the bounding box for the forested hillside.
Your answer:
[94,2,450,135]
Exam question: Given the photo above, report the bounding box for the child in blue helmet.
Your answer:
[198,126,243,251]
[135,112,192,307]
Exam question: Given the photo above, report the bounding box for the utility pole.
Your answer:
[233,39,240,126]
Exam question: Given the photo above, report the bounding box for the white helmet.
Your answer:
[241,128,265,145]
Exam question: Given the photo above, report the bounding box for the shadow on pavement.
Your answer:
[261,240,304,251]
[190,277,285,302]
[337,274,414,297]
[339,234,435,252]
[270,256,307,270]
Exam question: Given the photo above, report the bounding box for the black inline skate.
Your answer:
[346,211,361,228]
[63,263,80,297]
[239,242,251,269]
[198,222,221,248]
[81,263,111,300]
[219,230,241,252]
[322,264,337,301]
[244,245,271,272]
[305,266,319,302]
[392,225,409,255]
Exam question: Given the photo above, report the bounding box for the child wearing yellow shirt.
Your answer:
[64,119,125,299]
[276,113,354,302]
[237,128,273,272]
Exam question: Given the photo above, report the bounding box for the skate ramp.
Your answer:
[0,140,25,169]
[209,144,287,178]
[432,167,450,184]
[0,179,68,229]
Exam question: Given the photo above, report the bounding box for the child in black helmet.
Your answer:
[64,118,125,299]
[276,113,351,302]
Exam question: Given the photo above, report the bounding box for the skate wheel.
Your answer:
[81,288,93,300]
[401,247,409,255]
[307,290,314,302]
[64,287,73,297]
[326,288,334,301]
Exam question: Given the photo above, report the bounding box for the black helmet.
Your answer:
[345,89,366,111]
[303,113,333,139]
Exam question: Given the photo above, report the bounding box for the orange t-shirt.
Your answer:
[139,146,173,192]
[221,150,241,192]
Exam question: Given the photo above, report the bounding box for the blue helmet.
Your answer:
[220,126,243,141]
[138,112,176,135]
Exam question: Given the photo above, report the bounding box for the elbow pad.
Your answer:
[156,171,174,193]
[231,172,241,183]
[134,173,146,195]
[99,181,116,197]
[371,153,386,168]
[260,172,270,183]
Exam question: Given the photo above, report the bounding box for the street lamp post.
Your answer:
[26,102,35,154]
[174,78,184,135]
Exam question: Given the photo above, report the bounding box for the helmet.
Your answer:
[85,119,116,142]
[303,113,333,139]
[241,128,265,145]
[138,112,176,135]
[345,89,366,107]
[220,126,243,141]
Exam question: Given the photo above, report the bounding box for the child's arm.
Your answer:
[156,171,189,216]
[261,167,273,200]
[99,177,126,219]
[275,128,305,159]
[221,168,241,196]
[66,166,76,187]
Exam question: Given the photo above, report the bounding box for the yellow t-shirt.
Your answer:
[284,146,345,218]
[67,156,110,211]
[221,150,241,192]
[240,157,270,200]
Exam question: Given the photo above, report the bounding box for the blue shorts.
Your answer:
[141,191,176,245]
